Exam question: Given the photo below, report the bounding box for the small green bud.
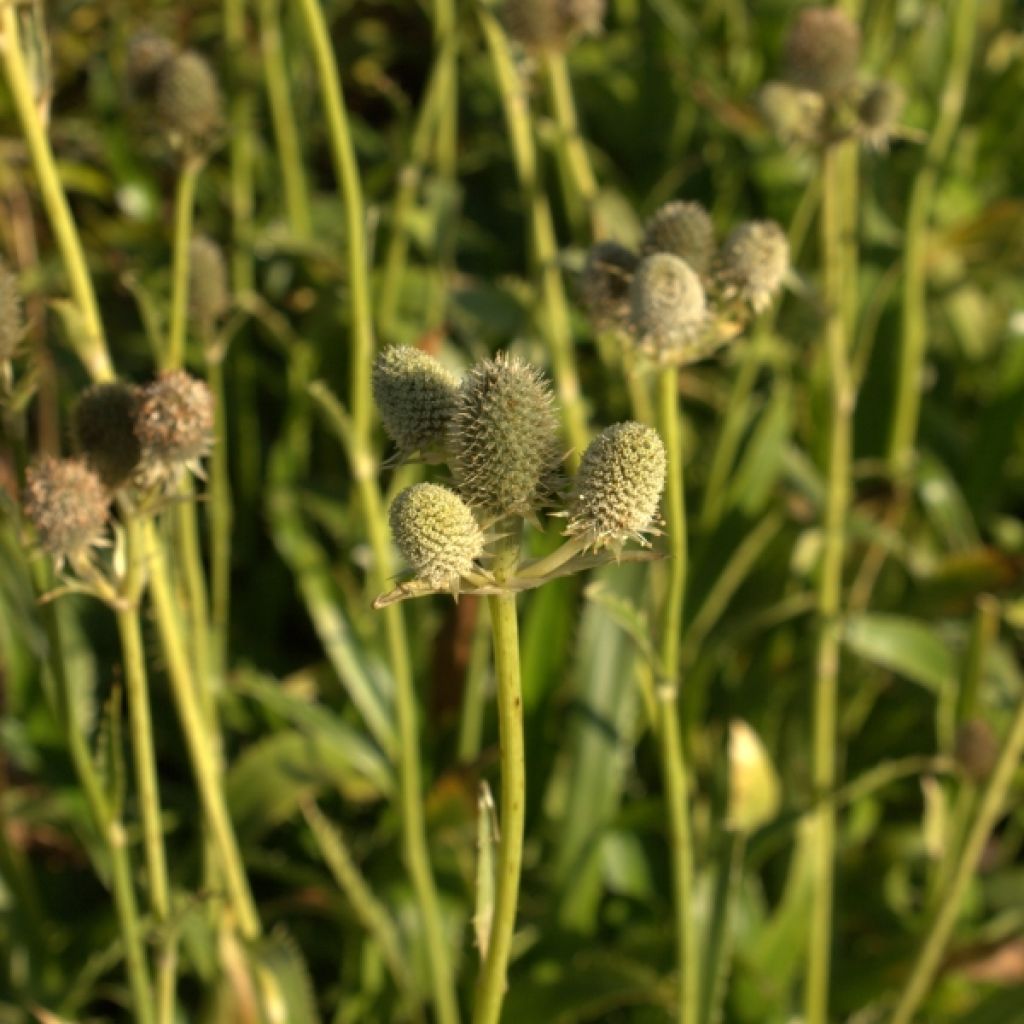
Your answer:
[579,242,637,333]
[448,352,561,520]
[631,252,708,363]
[156,50,224,156]
[0,258,25,362]
[716,220,789,314]
[188,235,230,334]
[567,421,665,549]
[640,201,716,277]
[502,0,605,52]
[372,346,460,459]
[389,483,485,588]
[72,382,142,489]
[135,370,215,481]
[23,457,109,570]
[955,719,999,784]
[783,7,861,98]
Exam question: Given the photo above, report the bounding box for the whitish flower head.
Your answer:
[24,457,109,570]
[188,235,230,332]
[579,242,637,333]
[503,0,605,51]
[448,352,561,519]
[73,382,142,489]
[857,81,904,152]
[0,259,24,362]
[567,421,666,550]
[372,346,460,458]
[758,80,826,146]
[156,50,224,155]
[783,7,861,98]
[631,252,709,364]
[640,201,716,276]
[716,221,789,314]
[135,370,215,481]
[389,483,484,588]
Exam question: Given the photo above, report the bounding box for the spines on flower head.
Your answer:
[448,352,561,520]
[135,370,215,482]
[0,258,24,363]
[73,382,142,490]
[389,483,485,589]
[579,242,637,333]
[631,252,708,363]
[566,421,666,550]
[783,6,861,98]
[640,201,716,277]
[156,49,224,156]
[716,220,789,314]
[23,456,110,570]
[372,346,460,460]
[188,235,230,335]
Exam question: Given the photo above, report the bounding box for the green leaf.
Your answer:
[251,927,320,1024]
[843,613,957,693]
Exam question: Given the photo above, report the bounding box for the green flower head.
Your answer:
[783,7,861,98]
[640,200,716,277]
[156,49,224,155]
[631,252,708,363]
[135,370,215,482]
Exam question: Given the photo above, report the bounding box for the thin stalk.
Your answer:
[164,155,203,371]
[887,0,977,478]
[207,353,233,681]
[458,601,492,763]
[480,11,588,465]
[806,140,856,1024]
[224,0,255,294]
[699,834,745,1024]
[143,519,261,940]
[889,676,1024,1024]
[0,7,113,382]
[259,0,313,238]
[473,528,526,1024]
[657,367,698,1024]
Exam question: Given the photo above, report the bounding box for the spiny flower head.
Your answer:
[502,0,605,52]
[448,352,561,520]
[389,483,485,589]
[23,457,109,570]
[716,220,789,314]
[631,252,708,363]
[566,421,665,550]
[73,382,142,490]
[0,258,25,362]
[372,346,460,459]
[579,241,637,333]
[156,49,224,155]
[640,200,716,277]
[188,235,230,333]
[783,6,861,98]
[135,370,215,481]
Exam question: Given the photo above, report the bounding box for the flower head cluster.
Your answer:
[715,221,790,315]
[502,0,605,53]
[188,235,230,335]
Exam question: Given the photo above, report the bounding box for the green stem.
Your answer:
[474,530,526,1024]
[143,519,261,940]
[890,674,1024,1024]
[0,7,113,382]
[806,140,857,1024]
[887,0,977,479]
[207,354,233,682]
[458,601,492,764]
[259,0,313,238]
[164,155,203,370]
[224,0,255,294]
[657,367,698,1024]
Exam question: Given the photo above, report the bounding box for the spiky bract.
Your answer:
[631,252,708,363]
[156,50,224,155]
[640,201,716,276]
[783,7,861,98]
[23,457,109,570]
[567,421,665,549]
[389,483,484,588]
[716,220,789,314]
[502,0,605,51]
[372,346,460,459]
[73,382,142,489]
[135,370,215,481]
[448,353,561,520]
[0,259,24,362]
[579,242,637,333]
[188,235,230,333]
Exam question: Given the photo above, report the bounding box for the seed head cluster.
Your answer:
[567,422,666,550]
[135,370,215,480]
[73,382,142,489]
[502,0,605,52]
[0,259,24,363]
[372,346,459,459]
[716,221,790,314]
[641,200,716,277]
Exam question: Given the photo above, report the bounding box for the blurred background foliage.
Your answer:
[1,0,1023,1021]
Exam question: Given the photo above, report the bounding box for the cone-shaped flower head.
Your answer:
[73,382,142,489]
[135,370,215,481]
[389,483,485,588]
[156,49,224,155]
[640,201,716,276]
[23,457,109,570]
[717,220,789,314]
[579,242,637,333]
[126,32,177,99]
[0,258,24,362]
[631,252,708,363]
[783,7,861,98]
[448,352,561,519]
[567,421,666,550]
[188,235,230,333]
[502,0,605,51]
[372,346,460,459]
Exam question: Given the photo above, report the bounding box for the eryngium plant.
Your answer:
[640,200,716,277]
[156,49,224,156]
[716,220,790,314]
[631,251,709,363]
[135,370,215,483]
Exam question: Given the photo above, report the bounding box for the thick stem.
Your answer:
[164,156,203,371]
[474,531,526,1024]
